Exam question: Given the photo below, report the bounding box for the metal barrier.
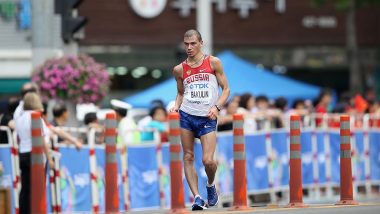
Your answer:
[1,113,380,213]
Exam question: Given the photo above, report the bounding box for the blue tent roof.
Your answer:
[123,51,321,108]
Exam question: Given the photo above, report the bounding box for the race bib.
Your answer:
[185,82,212,104]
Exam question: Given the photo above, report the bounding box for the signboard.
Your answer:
[129,0,167,18]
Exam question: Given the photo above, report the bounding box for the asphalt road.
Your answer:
[126,201,380,214]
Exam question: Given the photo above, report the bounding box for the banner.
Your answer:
[216,135,233,195]
[300,132,314,186]
[127,146,160,209]
[353,132,366,182]
[2,130,380,212]
[0,146,15,214]
[59,147,92,212]
[161,143,193,207]
[245,134,269,191]
[329,132,340,184]
[316,131,327,184]
[94,147,125,211]
[369,131,380,181]
[270,131,289,188]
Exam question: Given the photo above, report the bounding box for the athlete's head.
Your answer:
[183,29,203,57]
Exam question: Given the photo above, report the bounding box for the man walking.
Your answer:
[170,29,230,210]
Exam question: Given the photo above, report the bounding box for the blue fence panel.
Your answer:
[329,132,340,184]
[270,131,289,187]
[300,131,313,185]
[316,132,327,183]
[0,146,15,214]
[216,135,233,195]
[94,148,125,212]
[127,146,160,209]
[245,134,269,191]
[353,132,366,182]
[161,143,193,207]
[369,131,380,181]
[59,147,91,212]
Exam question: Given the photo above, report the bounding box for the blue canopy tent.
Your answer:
[123,51,321,108]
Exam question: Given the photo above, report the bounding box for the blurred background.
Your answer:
[0,1,380,212]
[0,0,379,103]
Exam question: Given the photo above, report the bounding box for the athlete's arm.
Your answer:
[170,65,184,112]
[209,56,230,117]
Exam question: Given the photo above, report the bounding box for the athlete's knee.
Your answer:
[183,152,194,162]
[202,158,216,168]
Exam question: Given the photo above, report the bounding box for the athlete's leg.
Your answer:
[200,131,217,184]
[181,128,199,196]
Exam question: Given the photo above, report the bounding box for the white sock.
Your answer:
[207,182,214,187]
[194,194,201,199]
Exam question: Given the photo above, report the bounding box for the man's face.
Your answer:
[184,35,202,57]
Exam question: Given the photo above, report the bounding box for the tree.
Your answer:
[312,0,380,93]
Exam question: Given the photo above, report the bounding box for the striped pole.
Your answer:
[13,131,21,195]
[324,129,333,198]
[88,128,100,212]
[336,115,358,205]
[362,115,372,197]
[51,136,62,213]
[105,112,119,212]
[230,114,249,210]
[49,161,57,213]
[30,111,47,213]
[167,112,188,214]
[120,144,130,211]
[311,131,321,200]
[156,141,166,208]
[287,115,307,208]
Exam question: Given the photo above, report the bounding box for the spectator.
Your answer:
[138,99,165,130]
[14,82,39,120]
[255,95,271,130]
[42,103,82,150]
[82,112,104,144]
[272,97,288,128]
[51,103,69,128]
[141,106,168,143]
[287,99,310,127]
[15,92,53,214]
[237,93,257,132]
[314,89,333,127]
[111,99,140,145]
[217,100,238,131]
[0,97,19,144]
[237,93,255,113]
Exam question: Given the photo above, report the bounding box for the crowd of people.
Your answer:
[1,86,380,149]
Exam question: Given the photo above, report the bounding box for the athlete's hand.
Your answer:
[207,106,219,120]
[169,106,179,113]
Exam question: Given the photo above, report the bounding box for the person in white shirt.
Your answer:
[111,99,140,146]
[15,92,53,214]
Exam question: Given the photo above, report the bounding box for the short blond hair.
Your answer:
[23,92,43,111]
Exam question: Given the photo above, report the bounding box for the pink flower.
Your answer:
[31,54,110,104]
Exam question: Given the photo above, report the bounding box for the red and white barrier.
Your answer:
[119,143,130,211]
[287,115,307,208]
[88,128,100,213]
[336,115,358,205]
[30,111,47,213]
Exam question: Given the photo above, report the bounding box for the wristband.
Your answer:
[215,104,221,112]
